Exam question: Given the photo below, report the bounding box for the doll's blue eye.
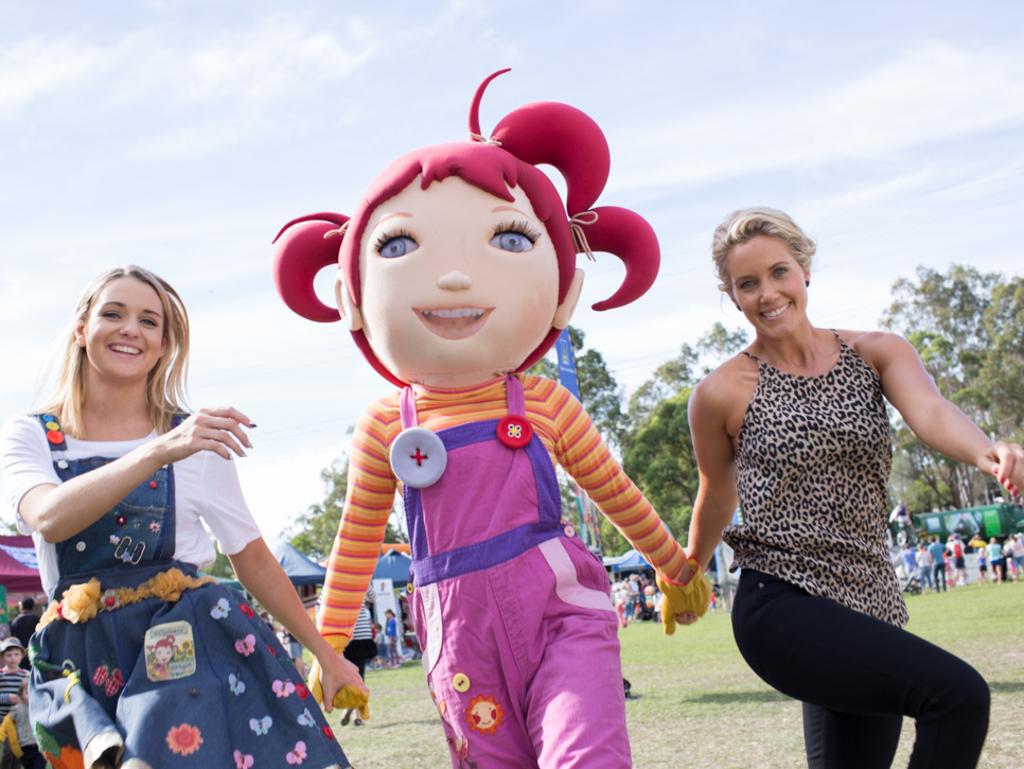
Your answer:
[377,235,418,259]
[490,231,534,253]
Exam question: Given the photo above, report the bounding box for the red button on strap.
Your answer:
[497,416,532,449]
[46,430,65,445]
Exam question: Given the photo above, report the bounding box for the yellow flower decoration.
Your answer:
[39,602,61,628]
[36,569,214,629]
[60,579,101,624]
[149,568,188,601]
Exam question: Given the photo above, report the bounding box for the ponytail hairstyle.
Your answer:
[274,69,660,386]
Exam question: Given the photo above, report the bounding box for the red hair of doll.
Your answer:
[273,70,660,386]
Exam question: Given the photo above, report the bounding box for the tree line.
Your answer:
[288,264,1023,558]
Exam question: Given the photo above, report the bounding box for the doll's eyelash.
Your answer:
[374,228,415,252]
[492,219,541,244]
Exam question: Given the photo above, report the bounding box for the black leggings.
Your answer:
[732,570,989,769]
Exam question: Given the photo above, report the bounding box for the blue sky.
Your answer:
[3,1,1024,545]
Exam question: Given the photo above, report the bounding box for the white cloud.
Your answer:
[0,16,379,157]
[184,15,377,106]
[608,41,1024,193]
[0,36,114,113]
[129,116,249,161]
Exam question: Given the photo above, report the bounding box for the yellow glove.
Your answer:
[657,557,713,636]
[306,657,371,721]
[334,684,371,721]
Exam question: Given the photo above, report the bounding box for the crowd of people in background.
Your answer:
[898,532,1024,593]
[610,571,691,628]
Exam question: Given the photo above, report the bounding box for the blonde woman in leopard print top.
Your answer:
[678,208,1024,769]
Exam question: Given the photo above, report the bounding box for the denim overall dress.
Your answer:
[396,378,629,769]
[29,414,348,769]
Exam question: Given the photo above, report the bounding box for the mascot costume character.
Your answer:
[273,70,711,769]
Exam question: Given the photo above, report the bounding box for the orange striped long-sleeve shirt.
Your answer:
[317,374,686,648]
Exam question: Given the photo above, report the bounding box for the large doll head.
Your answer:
[274,70,659,388]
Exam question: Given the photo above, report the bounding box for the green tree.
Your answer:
[626,344,698,431]
[881,265,1021,511]
[617,323,748,548]
[286,458,406,562]
[696,323,750,372]
[529,326,629,451]
[626,322,748,431]
[621,388,697,543]
[979,276,1024,443]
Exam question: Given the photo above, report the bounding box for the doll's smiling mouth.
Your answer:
[414,306,493,339]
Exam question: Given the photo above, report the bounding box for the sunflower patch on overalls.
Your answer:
[29,414,349,769]
[392,378,629,769]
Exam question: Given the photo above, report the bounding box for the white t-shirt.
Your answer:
[0,416,262,596]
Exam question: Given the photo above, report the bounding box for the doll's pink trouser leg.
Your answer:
[525,588,631,767]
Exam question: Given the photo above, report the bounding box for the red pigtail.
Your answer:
[473,70,657,311]
[272,212,349,323]
[584,206,661,311]
[491,102,610,216]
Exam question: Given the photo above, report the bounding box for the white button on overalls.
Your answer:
[390,427,447,489]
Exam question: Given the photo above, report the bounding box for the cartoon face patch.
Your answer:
[466,695,504,734]
[144,621,196,682]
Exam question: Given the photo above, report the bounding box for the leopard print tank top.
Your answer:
[723,333,908,626]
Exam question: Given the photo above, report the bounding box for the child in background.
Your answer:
[384,609,401,668]
[977,545,988,583]
[0,679,44,768]
[0,640,28,721]
[370,624,385,670]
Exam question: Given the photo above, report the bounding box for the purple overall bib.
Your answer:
[398,377,630,769]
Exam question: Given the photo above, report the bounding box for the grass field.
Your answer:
[328,582,1024,768]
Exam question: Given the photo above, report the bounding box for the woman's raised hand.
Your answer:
[153,407,254,464]
[980,440,1024,498]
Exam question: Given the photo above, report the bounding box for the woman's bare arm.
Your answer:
[862,332,1023,494]
[19,407,252,543]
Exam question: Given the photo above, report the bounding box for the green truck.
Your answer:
[915,503,1024,542]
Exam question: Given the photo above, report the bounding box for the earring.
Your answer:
[805,280,810,287]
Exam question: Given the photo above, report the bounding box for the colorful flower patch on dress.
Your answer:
[166,723,203,756]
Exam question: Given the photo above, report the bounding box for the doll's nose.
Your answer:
[437,271,472,291]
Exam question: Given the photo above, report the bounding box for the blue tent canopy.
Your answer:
[609,549,653,573]
[373,548,412,586]
[273,542,327,586]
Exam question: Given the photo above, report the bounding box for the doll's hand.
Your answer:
[308,653,370,719]
[657,558,713,636]
[151,407,254,464]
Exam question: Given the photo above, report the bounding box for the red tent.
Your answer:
[0,534,43,594]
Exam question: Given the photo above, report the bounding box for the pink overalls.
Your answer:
[395,377,630,769]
